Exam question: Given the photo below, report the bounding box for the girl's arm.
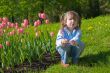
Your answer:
[56,29,68,47]
[70,29,81,45]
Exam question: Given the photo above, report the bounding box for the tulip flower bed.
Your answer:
[0,17,60,72]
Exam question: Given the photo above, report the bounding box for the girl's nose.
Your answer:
[71,19,74,23]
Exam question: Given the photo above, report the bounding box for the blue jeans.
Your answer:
[56,42,84,64]
[56,46,71,64]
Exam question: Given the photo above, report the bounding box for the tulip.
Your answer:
[1,22,6,28]
[50,32,54,37]
[45,19,49,24]
[3,17,8,23]
[0,44,3,49]
[17,28,24,34]
[40,13,46,19]
[10,23,15,28]
[22,23,27,28]
[7,22,11,28]
[22,19,29,27]
[23,19,29,25]
[34,20,41,27]
[8,30,15,36]
[6,41,10,46]
[15,22,19,29]
[0,25,2,29]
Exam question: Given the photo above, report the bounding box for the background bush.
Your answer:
[0,0,109,23]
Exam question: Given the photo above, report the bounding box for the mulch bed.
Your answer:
[2,51,61,73]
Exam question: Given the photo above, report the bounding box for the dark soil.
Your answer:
[2,51,61,73]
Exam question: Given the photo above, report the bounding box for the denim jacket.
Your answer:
[56,27,82,48]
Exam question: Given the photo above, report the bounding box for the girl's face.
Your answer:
[66,15,76,30]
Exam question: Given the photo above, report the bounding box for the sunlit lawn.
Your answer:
[40,15,110,73]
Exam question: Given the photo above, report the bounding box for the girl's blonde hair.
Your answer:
[60,11,81,29]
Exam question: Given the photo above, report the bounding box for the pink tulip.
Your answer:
[7,22,11,25]
[7,22,11,28]
[22,23,27,28]
[10,23,15,28]
[3,17,8,23]
[50,32,54,37]
[8,32,13,36]
[8,30,15,36]
[15,22,18,26]
[0,25,2,29]
[15,22,19,29]
[40,13,46,19]
[6,41,10,46]
[17,28,24,34]
[34,20,41,27]
[0,44,3,49]
[22,19,29,27]
[1,22,7,28]
[45,19,49,24]
[0,29,3,33]
[23,19,29,24]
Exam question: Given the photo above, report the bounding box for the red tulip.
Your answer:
[0,44,3,49]
[6,41,10,46]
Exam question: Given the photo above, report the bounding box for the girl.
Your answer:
[56,11,84,67]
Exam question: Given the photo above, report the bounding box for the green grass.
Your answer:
[39,15,110,73]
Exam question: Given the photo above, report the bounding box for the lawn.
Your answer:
[40,15,110,73]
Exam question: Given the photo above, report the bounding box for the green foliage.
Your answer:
[0,0,110,22]
[0,25,56,69]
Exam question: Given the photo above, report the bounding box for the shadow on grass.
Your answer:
[78,50,110,67]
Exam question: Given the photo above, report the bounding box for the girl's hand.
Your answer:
[69,40,77,46]
[61,39,68,44]
[61,39,69,47]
